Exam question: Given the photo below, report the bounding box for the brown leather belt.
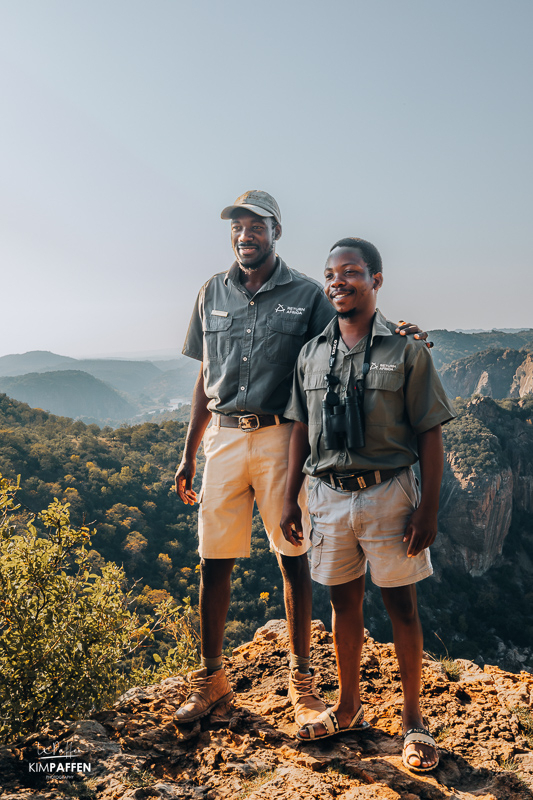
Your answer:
[318,467,402,492]
[213,413,291,432]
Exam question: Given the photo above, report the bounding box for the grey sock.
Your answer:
[290,653,311,673]
[201,655,223,673]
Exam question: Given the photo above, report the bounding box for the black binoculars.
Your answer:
[322,390,365,451]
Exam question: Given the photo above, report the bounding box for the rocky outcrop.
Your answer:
[511,354,533,399]
[440,349,533,401]
[436,461,514,576]
[435,397,533,576]
[2,621,533,800]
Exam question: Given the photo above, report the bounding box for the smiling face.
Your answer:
[324,246,383,319]
[230,210,280,271]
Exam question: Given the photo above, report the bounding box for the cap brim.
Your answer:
[220,203,274,220]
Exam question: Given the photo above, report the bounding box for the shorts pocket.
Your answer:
[394,469,420,509]
[310,528,324,568]
[307,480,320,514]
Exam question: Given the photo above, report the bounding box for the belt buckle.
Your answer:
[238,414,260,431]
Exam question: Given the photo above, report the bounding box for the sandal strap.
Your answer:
[403,728,437,748]
[305,708,340,739]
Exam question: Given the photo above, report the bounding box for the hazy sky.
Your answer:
[1,0,531,358]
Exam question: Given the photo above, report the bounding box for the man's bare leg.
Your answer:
[381,584,437,769]
[200,558,236,659]
[278,552,327,724]
[278,552,312,659]
[174,557,235,723]
[298,575,366,738]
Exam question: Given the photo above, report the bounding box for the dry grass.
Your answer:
[236,769,276,799]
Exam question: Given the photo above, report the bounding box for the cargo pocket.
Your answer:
[203,314,233,362]
[309,528,324,569]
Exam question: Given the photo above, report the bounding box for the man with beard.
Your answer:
[174,192,426,727]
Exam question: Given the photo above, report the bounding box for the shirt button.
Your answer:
[240,386,245,391]
[250,301,254,305]
[243,357,247,361]
[246,329,251,333]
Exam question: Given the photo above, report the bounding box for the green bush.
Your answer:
[0,474,197,743]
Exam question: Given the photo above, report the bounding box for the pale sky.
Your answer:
[1,0,531,358]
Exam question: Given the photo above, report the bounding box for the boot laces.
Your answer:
[292,671,319,700]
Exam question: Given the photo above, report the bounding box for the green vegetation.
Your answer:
[0,474,198,743]
[441,397,506,474]
[0,386,532,746]
[0,392,285,661]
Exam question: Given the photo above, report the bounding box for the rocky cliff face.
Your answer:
[436,461,514,576]
[2,620,533,800]
[511,354,533,400]
[435,397,533,576]
[440,349,533,401]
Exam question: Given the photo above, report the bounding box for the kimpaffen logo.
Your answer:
[28,740,92,780]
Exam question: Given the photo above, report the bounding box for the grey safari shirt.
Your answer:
[182,257,335,416]
[285,309,456,475]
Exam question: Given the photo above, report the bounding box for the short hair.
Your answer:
[328,237,382,276]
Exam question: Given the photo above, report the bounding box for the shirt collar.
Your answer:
[318,308,392,348]
[223,256,292,288]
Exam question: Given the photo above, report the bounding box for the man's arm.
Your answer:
[174,365,211,505]
[280,421,311,547]
[403,424,444,557]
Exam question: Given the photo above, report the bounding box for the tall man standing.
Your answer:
[174,191,425,726]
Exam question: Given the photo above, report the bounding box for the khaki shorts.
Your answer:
[308,467,433,588]
[198,420,311,559]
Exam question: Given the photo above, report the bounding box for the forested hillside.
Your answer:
[0,394,284,647]
[1,392,532,672]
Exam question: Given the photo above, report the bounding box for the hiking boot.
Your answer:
[288,668,327,726]
[174,667,233,724]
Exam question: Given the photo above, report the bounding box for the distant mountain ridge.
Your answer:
[2,330,533,424]
[428,328,533,370]
[0,350,77,375]
[0,371,135,421]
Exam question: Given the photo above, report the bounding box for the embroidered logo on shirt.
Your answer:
[370,362,397,372]
[275,304,306,315]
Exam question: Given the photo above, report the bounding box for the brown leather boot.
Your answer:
[288,668,327,726]
[174,667,234,724]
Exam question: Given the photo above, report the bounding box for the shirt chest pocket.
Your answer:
[264,313,307,366]
[203,314,233,363]
[364,370,404,426]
